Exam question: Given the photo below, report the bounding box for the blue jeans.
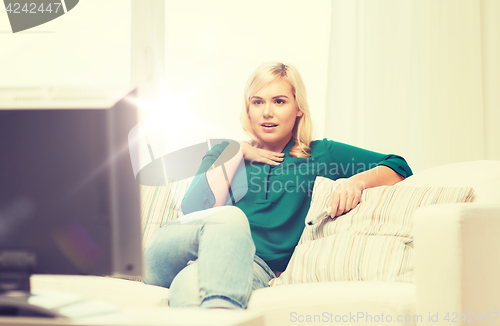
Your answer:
[143,206,276,309]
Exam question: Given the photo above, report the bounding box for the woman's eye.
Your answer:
[275,99,285,104]
[252,100,262,105]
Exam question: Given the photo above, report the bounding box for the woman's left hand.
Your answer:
[327,178,365,218]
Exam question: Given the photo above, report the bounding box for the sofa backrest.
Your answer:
[397,160,500,204]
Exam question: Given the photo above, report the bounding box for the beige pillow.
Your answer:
[269,177,474,286]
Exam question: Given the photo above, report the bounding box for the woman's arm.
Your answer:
[322,139,412,218]
[207,141,285,206]
[205,142,245,207]
[180,141,231,214]
[327,165,404,217]
[181,141,284,214]
[350,164,405,188]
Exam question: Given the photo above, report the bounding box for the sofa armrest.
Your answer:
[414,203,500,325]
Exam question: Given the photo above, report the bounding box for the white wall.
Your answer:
[0,0,130,87]
[0,0,330,143]
[326,0,500,173]
[161,0,331,142]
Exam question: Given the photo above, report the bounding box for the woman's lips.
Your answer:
[261,125,278,132]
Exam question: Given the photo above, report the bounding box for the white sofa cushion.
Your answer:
[248,282,416,326]
[397,160,500,204]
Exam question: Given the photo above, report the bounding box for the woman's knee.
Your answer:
[168,262,202,307]
[208,206,250,231]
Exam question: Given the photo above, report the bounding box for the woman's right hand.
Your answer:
[238,141,284,166]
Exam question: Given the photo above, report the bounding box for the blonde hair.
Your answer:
[239,62,313,158]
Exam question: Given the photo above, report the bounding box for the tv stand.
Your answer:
[0,251,119,318]
[0,288,121,318]
[0,291,66,318]
[0,251,46,316]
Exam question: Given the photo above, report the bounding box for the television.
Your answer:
[0,87,142,317]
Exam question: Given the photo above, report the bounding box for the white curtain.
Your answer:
[325,0,499,173]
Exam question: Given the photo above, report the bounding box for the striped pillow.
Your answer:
[269,177,474,286]
[140,178,193,249]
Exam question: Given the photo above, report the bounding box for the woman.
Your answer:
[143,62,412,309]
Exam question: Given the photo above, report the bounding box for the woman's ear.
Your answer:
[296,109,303,117]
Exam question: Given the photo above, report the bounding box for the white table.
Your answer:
[0,275,264,326]
[0,308,264,326]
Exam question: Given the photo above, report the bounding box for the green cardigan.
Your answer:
[181,137,412,272]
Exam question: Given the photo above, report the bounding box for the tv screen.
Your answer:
[0,87,142,282]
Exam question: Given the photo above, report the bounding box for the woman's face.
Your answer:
[248,79,303,152]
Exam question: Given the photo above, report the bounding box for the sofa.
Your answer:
[30,160,500,326]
